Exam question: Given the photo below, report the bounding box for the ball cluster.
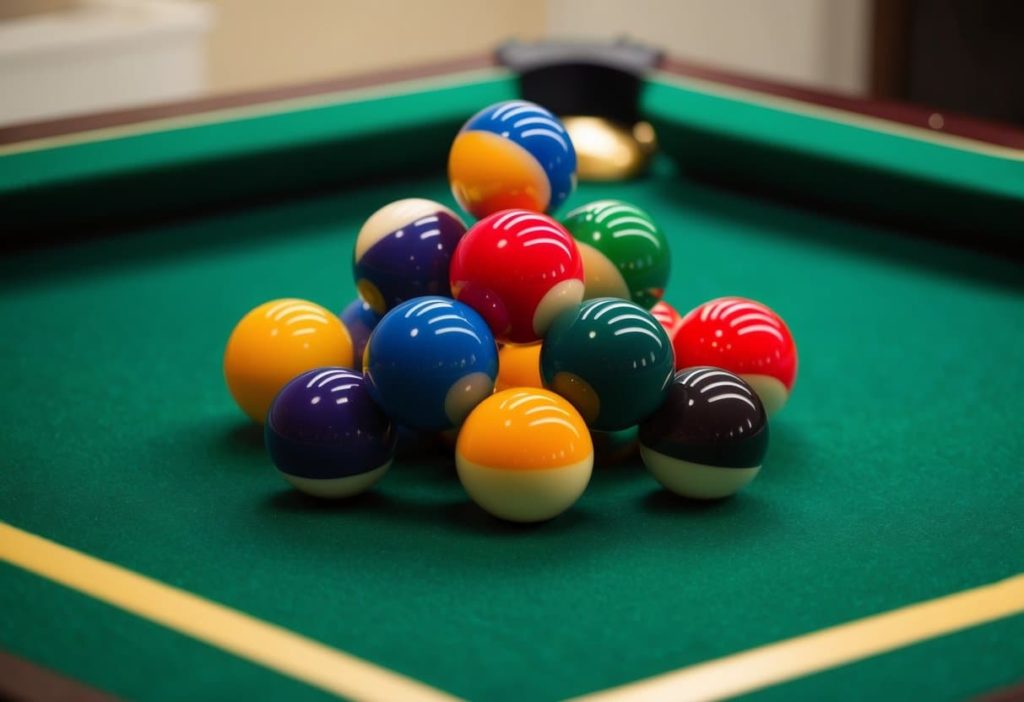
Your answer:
[222,99,798,523]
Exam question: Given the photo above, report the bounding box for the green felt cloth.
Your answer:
[1,157,1023,700]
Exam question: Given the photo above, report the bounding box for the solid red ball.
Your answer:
[674,296,797,416]
[450,209,585,344]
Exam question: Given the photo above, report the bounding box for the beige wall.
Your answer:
[206,0,871,96]
[546,0,871,94]
[206,0,546,93]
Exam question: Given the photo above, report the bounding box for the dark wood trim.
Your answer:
[975,679,1024,702]
[0,55,496,147]
[0,649,118,702]
[2,49,1023,151]
[869,0,913,99]
[658,55,1024,150]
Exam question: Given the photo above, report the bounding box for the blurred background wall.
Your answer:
[0,0,872,126]
[2,0,1020,127]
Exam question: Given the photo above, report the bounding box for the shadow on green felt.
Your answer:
[265,488,394,514]
[0,173,446,291]
[440,500,596,537]
[642,489,745,514]
[258,464,599,540]
[646,172,1024,294]
[198,419,268,474]
[225,421,265,452]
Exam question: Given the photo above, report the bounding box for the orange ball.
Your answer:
[495,343,543,392]
[224,299,354,423]
[456,388,593,522]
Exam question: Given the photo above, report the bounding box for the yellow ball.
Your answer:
[224,299,354,423]
[495,342,543,392]
[456,388,593,522]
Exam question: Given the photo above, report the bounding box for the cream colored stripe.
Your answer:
[0,521,459,702]
[572,573,1024,702]
[0,68,508,157]
[652,72,1024,161]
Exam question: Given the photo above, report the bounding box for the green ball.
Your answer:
[541,298,675,431]
[560,200,670,309]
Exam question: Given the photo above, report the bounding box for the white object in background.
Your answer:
[0,0,213,127]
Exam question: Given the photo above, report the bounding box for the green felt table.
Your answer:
[1,53,1023,702]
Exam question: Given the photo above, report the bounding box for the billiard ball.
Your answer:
[674,297,797,416]
[494,342,543,392]
[224,299,354,423]
[456,388,593,522]
[540,298,675,431]
[650,300,683,339]
[639,367,768,499]
[265,368,396,498]
[560,200,669,309]
[353,198,467,314]
[364,296,498,430]
[340,297,382,365]
[450,209,584,343]
[448,100,577,219]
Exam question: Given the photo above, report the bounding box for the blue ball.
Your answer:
[340,297,383,364]
[353,199,467,315]
[365,296,498,430]
[459,101,577,214]
[454,97,581,215]
[265,368,397,498]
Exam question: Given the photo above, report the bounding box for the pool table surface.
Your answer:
[1,51,1023,702]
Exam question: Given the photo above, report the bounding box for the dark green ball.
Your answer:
[541,298,675,431]
[560,200,670,309]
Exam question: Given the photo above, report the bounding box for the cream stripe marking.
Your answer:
[0,522,458,702]
[572,573,1024,702]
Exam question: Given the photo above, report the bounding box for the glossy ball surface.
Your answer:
[640,367,768,499]
[266,368,396,498]
[456,388,593,522]
[364,296,498,430]
[674,297,797,417]
[340,297,382,365]
[352,198,467,314]
[450,209,584,343]
[224,299,354,423]
[560,200,670,308]
[495,343,543,392]
[448,100,576,219]
[650,300,683,340]
[541,298,675,431]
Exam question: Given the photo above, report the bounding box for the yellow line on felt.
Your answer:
[572,572,1024,702]
[0,522,459,702]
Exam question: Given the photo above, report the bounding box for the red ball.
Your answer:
[450,209,585,343]
[651,300,683,339]
[674,297,797,417]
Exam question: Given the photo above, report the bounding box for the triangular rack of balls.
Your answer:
[223,100,797,523]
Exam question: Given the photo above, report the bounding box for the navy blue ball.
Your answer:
[265,367,396,498]
[364,296,498,430]
[353,199,467,315]
[340,297,382,365]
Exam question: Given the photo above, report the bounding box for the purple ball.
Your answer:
[265,367,396,498]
